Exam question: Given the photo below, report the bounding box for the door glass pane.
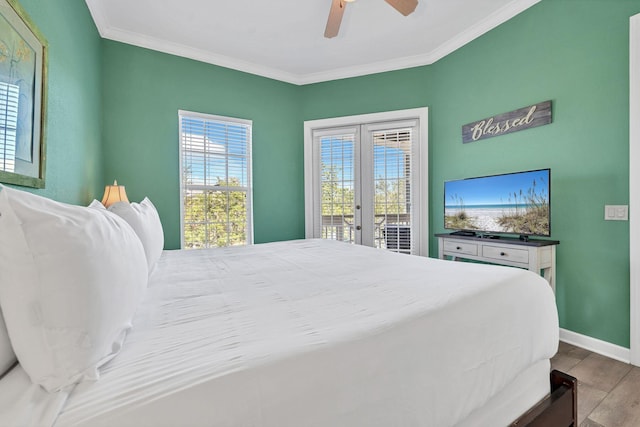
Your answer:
[320,135,355,243]
[373,129,412,254]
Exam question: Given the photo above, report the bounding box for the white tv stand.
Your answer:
[436,233,559,293]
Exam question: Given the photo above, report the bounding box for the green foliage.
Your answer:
[321,163,410,216]
[183,176,247,249]
[321,164,354,215]
[374,178,409,215]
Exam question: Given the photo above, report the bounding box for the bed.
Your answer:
[0,185,574,427]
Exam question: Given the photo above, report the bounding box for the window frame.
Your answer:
[304,108,429,257]
[178,109,254,249]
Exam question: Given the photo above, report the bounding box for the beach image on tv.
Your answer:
[444,169,550,236]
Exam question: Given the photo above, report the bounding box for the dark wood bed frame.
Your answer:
[510,370,578,427]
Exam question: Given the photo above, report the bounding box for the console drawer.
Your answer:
[443,240,478,256]
[482,245,529,264]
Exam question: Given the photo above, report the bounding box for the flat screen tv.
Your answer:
[444,168,550,238]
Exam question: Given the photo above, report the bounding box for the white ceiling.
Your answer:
[85,0,540,85]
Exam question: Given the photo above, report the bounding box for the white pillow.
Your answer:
[108,198,164,273]
[0,308,16,377]
[0,185,148,392]
[88,199,106,210]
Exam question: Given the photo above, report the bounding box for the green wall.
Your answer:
[101,42,304,249]
[28,0,635,348]
[430,0,633,347]
[302,0,637,347]
[13,0,102,204]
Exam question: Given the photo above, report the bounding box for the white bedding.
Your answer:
[6,239,558,427]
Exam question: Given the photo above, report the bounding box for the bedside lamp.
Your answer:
[101,180,129,208]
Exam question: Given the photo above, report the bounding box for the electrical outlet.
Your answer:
[604,205,628,221]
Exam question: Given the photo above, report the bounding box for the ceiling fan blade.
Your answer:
[385,0,418,16]
[324,0,346,38]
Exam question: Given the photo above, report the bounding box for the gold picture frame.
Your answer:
[0,0,47,188]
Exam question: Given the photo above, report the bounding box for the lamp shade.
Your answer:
[101,180,129,207]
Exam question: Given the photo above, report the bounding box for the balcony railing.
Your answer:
[321,214,412,253]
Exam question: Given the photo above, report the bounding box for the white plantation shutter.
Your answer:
[314,127,359,244]
[179,110,252,249]
[371,127,414,253]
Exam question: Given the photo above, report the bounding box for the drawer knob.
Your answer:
[500,252,506,256]
[456,246,462,250]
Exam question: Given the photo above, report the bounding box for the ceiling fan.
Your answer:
[324,0,419,38]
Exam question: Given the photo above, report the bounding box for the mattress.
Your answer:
[11,239,559,427]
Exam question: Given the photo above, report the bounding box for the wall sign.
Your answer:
[462,100,552,144]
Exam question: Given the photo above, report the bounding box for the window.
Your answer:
[179,110,252,249]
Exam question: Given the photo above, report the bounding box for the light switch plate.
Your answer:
[605,205,628,221]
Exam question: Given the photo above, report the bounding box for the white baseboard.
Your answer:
[560,328,631,364]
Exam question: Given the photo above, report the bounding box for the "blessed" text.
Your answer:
[470,105,537,141]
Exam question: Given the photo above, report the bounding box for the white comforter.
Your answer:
[6,239,559,427]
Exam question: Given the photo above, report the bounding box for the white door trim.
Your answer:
[303,107,429,256]
[630,13,640,366]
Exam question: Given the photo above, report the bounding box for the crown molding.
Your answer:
[426,0,541,64]
[99,25,302,84]
[85,0,108,38]
[86,0,541,86]
[295,53,438,85]
[298,0,542,84]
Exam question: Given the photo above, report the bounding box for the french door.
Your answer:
[304,109,428,256]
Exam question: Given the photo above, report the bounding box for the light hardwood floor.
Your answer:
[551,342,640,427]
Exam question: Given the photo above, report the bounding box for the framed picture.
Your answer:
[0,0,46,188]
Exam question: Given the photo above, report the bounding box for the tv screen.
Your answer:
[444,168,550,237]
